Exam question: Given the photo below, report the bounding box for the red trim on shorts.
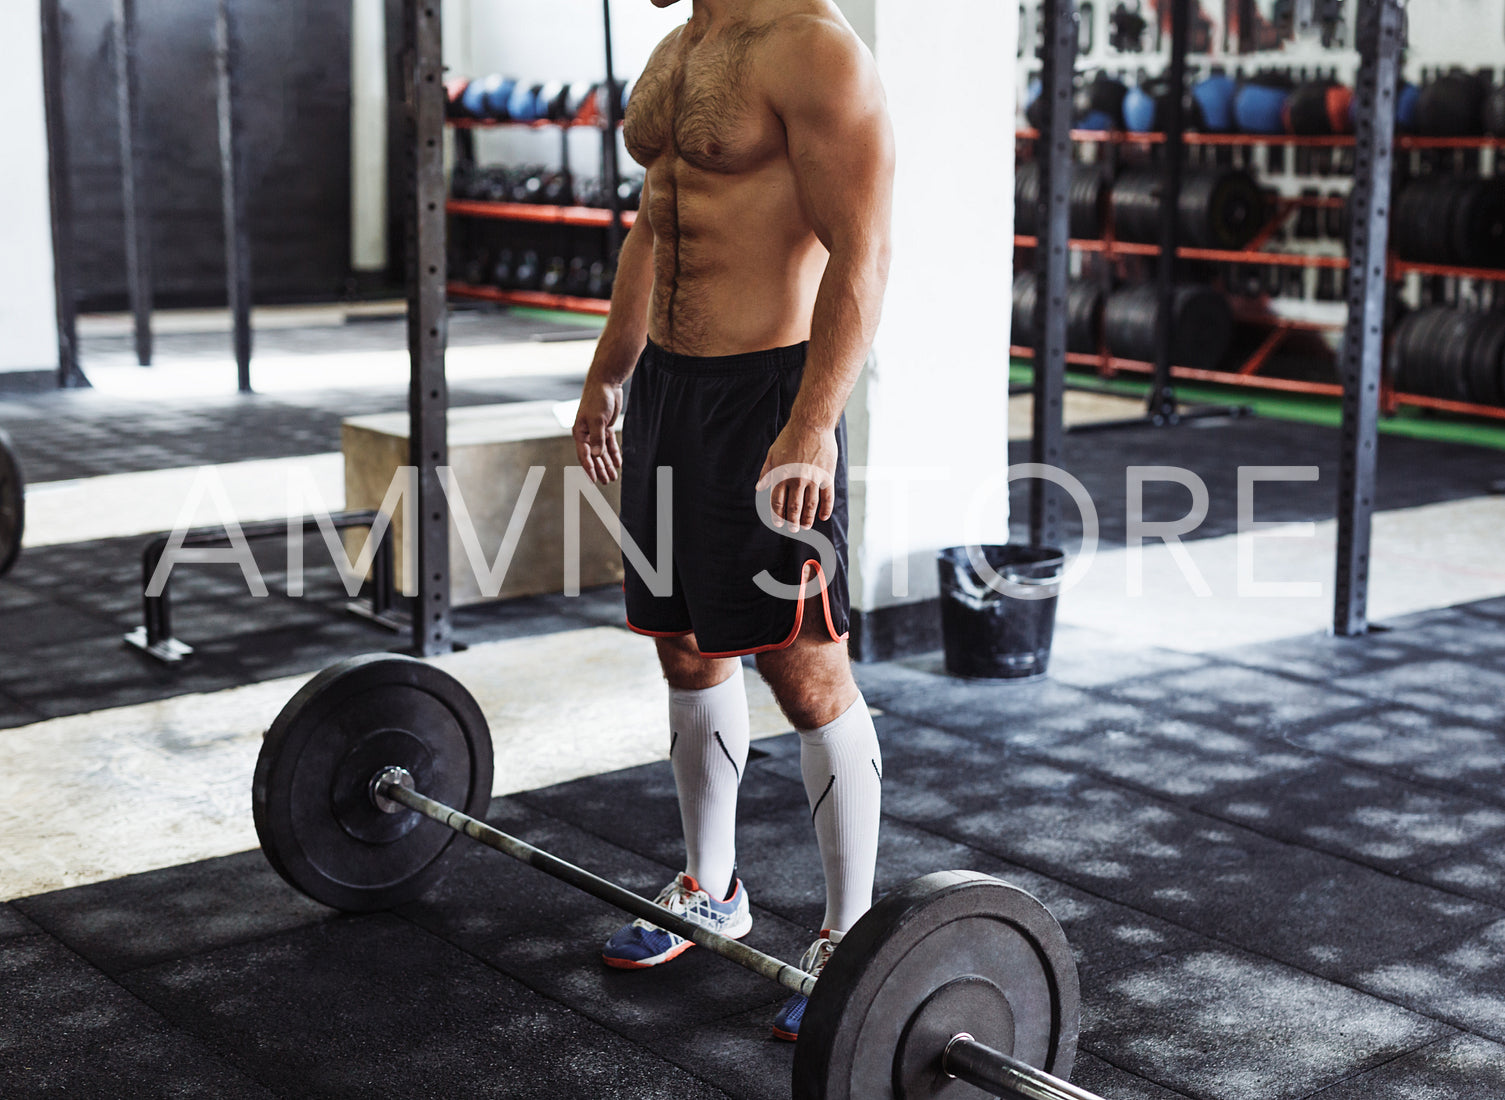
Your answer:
[694,561,848,659]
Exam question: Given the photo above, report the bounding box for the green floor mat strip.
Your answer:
[1010,363,1505,451]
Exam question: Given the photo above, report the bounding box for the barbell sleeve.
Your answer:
[377,774,820,998]
[942,1035,1106,1100]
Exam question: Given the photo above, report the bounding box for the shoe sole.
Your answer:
[600,916,753,970]
[770,1023,798,1042]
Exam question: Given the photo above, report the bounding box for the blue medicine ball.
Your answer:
[1192,74,1236,132]
[1234,82,1290,134]
[1123,85,1158,132]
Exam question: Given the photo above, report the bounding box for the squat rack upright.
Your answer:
[1025,0,1404,637]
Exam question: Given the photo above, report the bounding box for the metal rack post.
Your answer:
[112,0,152,367]
[600,0,624,258]
[40,0,86,388]
[1334,0,1404,637]
[1149,0,1191,424]
[216,0,254,393]
[1029,0,1080,549]
[404,0,453,656]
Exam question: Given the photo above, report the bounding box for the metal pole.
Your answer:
[112,0,152,367]
[1149,0,1191,425]
[40,0,86,388]
[600,0,624,258]
[1029,0,1077,550]
[942,1036,1105,1100]
[1333,0,1403,637]
[377,774,820,999]
[404,0,453,655]
[216,0,254,393]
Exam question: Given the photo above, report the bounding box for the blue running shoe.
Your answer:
[602,872,752,969]
[771,931,839,1041]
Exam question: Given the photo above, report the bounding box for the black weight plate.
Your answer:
[792,871,1079,1100]
[1399,308,1445,395]
[1011,271,1037,347]
[1432,310,1477,402]
[253,654,494,912]
[1066,281,1104,354]
[1014,162,1039,236]
[1465,312,1505,406]
[0,429,23,577]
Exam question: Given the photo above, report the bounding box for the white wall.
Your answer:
[459,0,685,180]
[1,0,60,375]
[838,0,1016,614]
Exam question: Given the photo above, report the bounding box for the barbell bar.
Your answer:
[252,654,1102,1100]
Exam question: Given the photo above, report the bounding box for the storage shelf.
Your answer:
[1016,127,1505,149]
[448,282,611,316]
[1010,345,1505,420]
[1014,234,1505,282]
[447,199,635,228]
[1013,234,1349,269]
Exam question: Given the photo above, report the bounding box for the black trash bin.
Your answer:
[937,545,1065,681]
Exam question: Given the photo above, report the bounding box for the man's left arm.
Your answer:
[758,21,895,532]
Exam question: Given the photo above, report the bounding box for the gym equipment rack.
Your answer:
[1011,128,1505,423]
[1021,0,1407,637]
[446,2,630,318]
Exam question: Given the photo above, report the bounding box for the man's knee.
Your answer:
[756,633,856,730]
[655,634,739,691]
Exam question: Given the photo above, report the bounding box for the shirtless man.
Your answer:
[572,0,893,1040]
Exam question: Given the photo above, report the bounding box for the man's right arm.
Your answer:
[574,174,656,484]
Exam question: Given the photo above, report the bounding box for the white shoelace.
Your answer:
[632,877,713,931]
[799,936,836,980]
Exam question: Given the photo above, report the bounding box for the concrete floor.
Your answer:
[1,311,1504,1098]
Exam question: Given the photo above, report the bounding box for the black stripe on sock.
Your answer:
[669,731,678,757]
[872,759,883,782]
[713,731,743,783]
[810,774,836,823]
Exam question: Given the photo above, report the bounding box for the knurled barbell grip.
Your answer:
[377,776,820,999]
[943,1035,1105,1100]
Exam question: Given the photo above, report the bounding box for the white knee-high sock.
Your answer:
[799,694,882,934]
[669,663,750,902]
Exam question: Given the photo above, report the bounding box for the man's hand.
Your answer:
[574,378,625,484]
[756,422,838,532]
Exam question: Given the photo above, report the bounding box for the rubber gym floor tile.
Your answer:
[630,1003,797,1100]
[1304,1033,1505,1099]
[1068,1053,1193,1100]
[1083,946,1452,1100]
[514,754,810,873]
[872,748,1502,980]
[1409,844,1505,909]
[1020,712,1316,803]
[395,798,818,1038]
[1355,918,1505,1046]
[1282,705,1505,806]
[0,934,276,1099]
[1224,629,1461,682]
[1097,661,1374,738]
[13,849,333,977]
[852,655,1109,746]
[1332,659,1505,725]
[1041,624,1211,690]
[118,912,733,1100]
[0,635,245,720]
[1188,760,1505,875]
[0,902,39,941]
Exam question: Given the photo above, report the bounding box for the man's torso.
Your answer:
[625,5,840,356]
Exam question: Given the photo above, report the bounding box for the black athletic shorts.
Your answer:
[619,338,850,657]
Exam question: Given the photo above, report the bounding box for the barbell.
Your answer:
[0,428,23,577]
[252,654,1104,1100]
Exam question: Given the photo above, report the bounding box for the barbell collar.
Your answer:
[942,1035,1105,1100]
[375,775,820,999]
